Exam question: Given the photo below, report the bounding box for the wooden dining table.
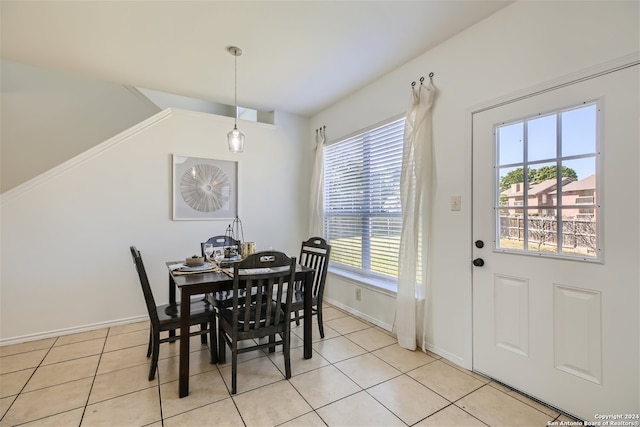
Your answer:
[166,262,315,398]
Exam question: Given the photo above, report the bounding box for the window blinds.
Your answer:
[324,118,405,281]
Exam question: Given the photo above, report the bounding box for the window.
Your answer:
[324,118,405,288]
[575,196,594,204]
[496,102,600,259]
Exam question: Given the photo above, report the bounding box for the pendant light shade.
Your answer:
[227,124,245,153]
[227,46,245,153]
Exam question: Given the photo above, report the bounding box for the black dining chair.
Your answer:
[201,234,241,306]
[201,234,250,355]
[200,235,240,260]
[290,237,331,338]
[129,246,217,380]
[217,251,296,394]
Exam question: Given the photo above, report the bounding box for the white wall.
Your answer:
[313,1,639,368]
[0,108,311,343]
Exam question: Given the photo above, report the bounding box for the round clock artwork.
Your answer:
[180,163,231,213]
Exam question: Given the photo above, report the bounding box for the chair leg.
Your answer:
[231,341,238,394]
[146,327,153,357]
[148,330,160,381]
[268,334,276,353]
[283,330,291,379]
[218,318,226,364]
[317,305,325,338]
[200,323,208,344]
[294,310,301,326]
[209,316,218,364]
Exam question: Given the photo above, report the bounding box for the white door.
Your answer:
[472,64,639,421]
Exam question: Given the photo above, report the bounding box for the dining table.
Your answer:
[166,261,315,398]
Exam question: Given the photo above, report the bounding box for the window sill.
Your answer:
[327,267,397,297]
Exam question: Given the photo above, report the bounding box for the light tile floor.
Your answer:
[0,305,580,426]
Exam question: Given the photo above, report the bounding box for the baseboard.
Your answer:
[324,296,393,332]
[324,297,472,370]
[0,315,148,347]
[423,342,468,369]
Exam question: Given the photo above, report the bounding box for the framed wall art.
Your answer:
[172,155,238,220]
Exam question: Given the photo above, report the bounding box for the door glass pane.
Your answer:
[498,208,524,250]
[527,114,557,162]
[498,166,525,197]
[561,157,596,198]
[498,122,524,165]
[527,208,558,253]
[529,161,560,188]
[562,104,597,157]
[560,208,597,257]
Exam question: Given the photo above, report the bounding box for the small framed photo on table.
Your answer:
[172,155,238,220]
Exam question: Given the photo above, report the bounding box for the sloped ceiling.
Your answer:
[1,1,512,117]
[0,60,161,192]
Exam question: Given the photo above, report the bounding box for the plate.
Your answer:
[179,263,214,272]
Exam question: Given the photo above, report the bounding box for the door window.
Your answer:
[495,102,600,260]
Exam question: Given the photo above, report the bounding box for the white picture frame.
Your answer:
[172,155,238,220]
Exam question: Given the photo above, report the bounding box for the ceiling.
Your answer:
[1,1,512,117]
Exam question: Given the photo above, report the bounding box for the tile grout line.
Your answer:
[78,329,111,427]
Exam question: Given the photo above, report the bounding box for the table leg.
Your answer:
[303,270,313,359]
[179,290,190,398]
[168,273,177,338]
[169,272,176,305]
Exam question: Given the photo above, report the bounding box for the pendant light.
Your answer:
[227,46,245,153]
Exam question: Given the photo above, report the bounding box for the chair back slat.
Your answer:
[273,278,284,324]
[241,279,253,330]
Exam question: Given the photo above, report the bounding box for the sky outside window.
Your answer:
[498,103,597,181]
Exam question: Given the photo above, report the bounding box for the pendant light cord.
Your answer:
[234,50,238,127]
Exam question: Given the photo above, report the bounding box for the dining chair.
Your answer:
[290,237,331,338]
[129,246,217,380]
[201,234,241,306]
[217,251,296,394]
[200,235,240,259]
[201,234,252,361]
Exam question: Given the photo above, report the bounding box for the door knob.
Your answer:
[475,240,484,248]
[473,258,485,267]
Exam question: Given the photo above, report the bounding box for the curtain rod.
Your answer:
[412,72,434,87]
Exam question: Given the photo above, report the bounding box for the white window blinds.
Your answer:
[324,118,405,283]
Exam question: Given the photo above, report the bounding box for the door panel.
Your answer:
[553,284,602,385]
[494,274,529,357]
[472,65,639,420]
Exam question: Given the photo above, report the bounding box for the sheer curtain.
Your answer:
[308,126,326,238]
[395,79,436,350]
